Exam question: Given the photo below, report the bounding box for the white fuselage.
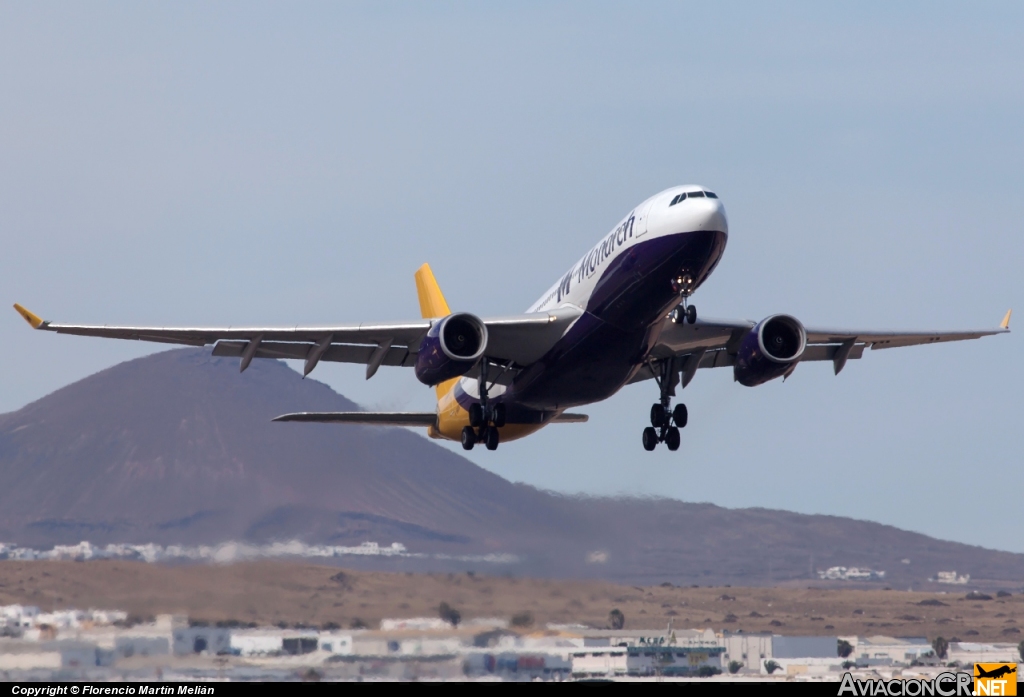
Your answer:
[528,185,728,314]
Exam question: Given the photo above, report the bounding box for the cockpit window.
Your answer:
[671,190,718,206]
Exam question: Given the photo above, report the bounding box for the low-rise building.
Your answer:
[846,636,934,665]
[0,640,109,671]
[762,635,841,675]
[948,642,1020,665]
[0,605,40,629]
[227,628,353,657]
[464,651,571,678]
[720,632,773,671]
[171,626,231,656]
[572,644,725,677]
[113,634,171,659]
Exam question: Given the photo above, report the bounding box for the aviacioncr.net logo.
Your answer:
[838,671,973,696]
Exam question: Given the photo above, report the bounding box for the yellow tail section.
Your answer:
[414,263,458,401]
[415,263,451,319]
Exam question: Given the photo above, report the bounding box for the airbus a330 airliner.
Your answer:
[14,185,1011,452]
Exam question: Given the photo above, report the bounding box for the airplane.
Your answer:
[13,185,1011,452]
[975,665,1016,680]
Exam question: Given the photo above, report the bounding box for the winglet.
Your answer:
[13,303,44,329]
[1000,309,1012,330]
[414,263,451,319]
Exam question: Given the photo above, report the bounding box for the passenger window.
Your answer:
[689,191,705,198]
[704,191,718,199]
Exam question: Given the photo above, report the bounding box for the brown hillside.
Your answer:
[1,348,1022,587]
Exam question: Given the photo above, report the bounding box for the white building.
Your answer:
[0,604,127,631]
[0,604,40,629]
[171,626,231,656]
[380,618,451,631]
[931,571,970,585]
[948,642,1020,665]
[846,635,934,665]
[570,648,628,676]
[720,632,773,670]
[818,567,886,581]
[228,629,353,656]
[318,633,353,655]
[572,644,724,677]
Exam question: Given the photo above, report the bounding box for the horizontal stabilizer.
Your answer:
[272,412,436,426]
[552,412,588,423]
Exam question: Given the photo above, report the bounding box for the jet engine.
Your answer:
[414,312,489,386]
[733,314,807,387]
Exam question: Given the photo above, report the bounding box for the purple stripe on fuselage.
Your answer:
[462,228,727,413]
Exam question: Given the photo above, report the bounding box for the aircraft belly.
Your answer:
[509,312,654,410]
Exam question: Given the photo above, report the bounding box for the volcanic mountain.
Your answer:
[1,348,1022,587]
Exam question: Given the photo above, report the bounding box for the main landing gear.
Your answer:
[461,359,505,452]
[642,359,688,452]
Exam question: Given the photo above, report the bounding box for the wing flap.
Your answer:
[801,343,867,362]
[212,341,413,367]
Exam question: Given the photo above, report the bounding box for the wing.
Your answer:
[13,303,582,379]
[271,411,589,425]
[637,310,1011,386]
[273,412,438,426]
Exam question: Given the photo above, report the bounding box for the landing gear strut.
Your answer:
[671,274,698,325]
[461,359,504,451]
[642,359,688,451]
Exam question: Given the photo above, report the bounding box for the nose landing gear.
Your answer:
[671,275,698,325]
[642,359,688,451]
[461,359,505,451]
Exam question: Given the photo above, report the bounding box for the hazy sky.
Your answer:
[2,2,1022,556]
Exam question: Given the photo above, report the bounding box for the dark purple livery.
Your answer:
[733,314,807,387]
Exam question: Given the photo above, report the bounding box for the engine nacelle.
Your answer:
[414,312,489,386]
[733,314,807,387]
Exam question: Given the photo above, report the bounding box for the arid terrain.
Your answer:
[3,349,1024,588]
[1,560,1022,643]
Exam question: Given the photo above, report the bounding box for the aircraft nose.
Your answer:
[695,198,728,234]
